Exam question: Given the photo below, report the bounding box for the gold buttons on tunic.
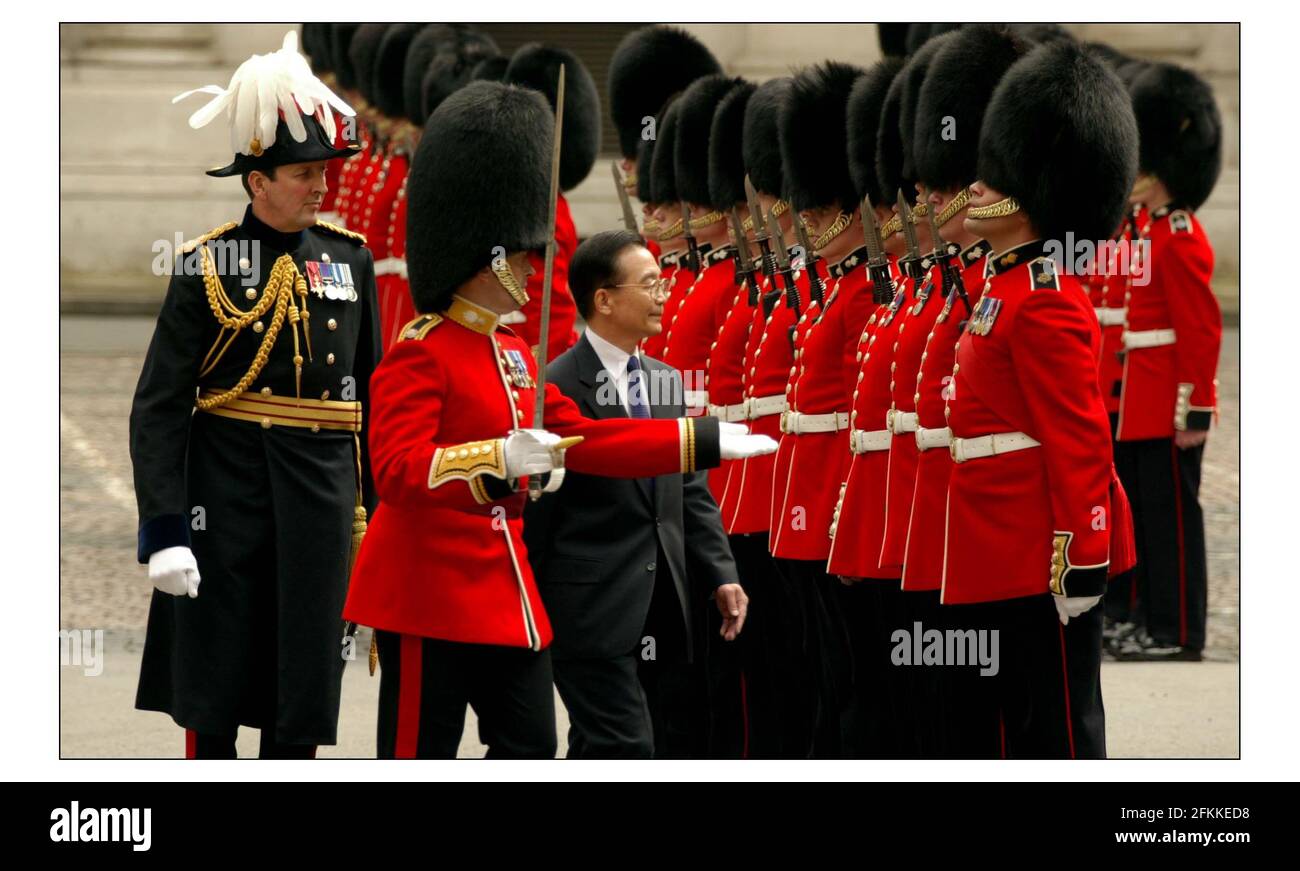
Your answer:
[253,321,264,334]
[260,418,272,429]
[328,319,338,331]
[261,387,272,397]
[311,424,321,433]
[321,390,330,400]
[322,252,331,263]
[245,288,257,300]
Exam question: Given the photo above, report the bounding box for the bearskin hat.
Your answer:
[504,43,601,192]
[404,25,500,126]
[1129,61,1223,209]
[373,23,425,120]
[743,77,792,197]
[329,24,363,92]
[650,97,684,204]
[348,23,389,106]
[779,61,865,212]
[675,74,747,206]
[708,80,758,209]
[848,57,905,205]
[608,26,722,158]
[899,29,961,184]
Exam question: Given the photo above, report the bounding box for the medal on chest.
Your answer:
[305,260,358,301]
[879,288,906,329]
[967,294,1003,337]
[501,348,536,389]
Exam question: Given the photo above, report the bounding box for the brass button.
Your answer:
[914,392,921,403]
[311,424,321,433]
[245,288,257,300]
[253,321,265,333]
[260,417,272,429]
[260,387,272,397]
[328,318,338,331]
[326,353,336,365]
[322,252,331,263]
[321,390,330,400]
[512,391,520,401]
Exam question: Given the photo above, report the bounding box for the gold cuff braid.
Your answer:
[428,439,508,501]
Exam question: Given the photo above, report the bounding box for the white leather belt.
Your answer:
[887,409,918,434]
[745,394,788,420]
[1122,328,1176,349]
[1094,306,1127,327]
[684,389,709,409]
[781,410,849,435]
[374,256,407,278]
[915,426,952,451]
[709,401,748,423]
[949,431,1041,464]
[850,428,892,453]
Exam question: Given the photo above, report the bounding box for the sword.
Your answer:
[861,192,895,304]
[530,63,565,502]
[897,190,927,283]
[768,202,801,319]
[744,175,777,280]
[925,186,971,315]
[612,161,639,233]
[793,212,826,307]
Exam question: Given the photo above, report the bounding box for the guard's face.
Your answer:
[964,180,1030,242]
[594,245,664,339]
[254,161,328,230]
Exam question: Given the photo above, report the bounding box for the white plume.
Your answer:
[172,29,355,156]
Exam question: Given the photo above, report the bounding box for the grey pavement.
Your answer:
[59,316,1240,759]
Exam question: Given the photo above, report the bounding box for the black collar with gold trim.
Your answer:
[959,239,992,267]
[659,250,682,269]
[705,244,734,266]
[828,246,869,279]
[986,239,1052,277]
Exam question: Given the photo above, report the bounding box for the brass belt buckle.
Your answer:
[949,436,964,464]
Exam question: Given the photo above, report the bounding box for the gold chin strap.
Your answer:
[910,201,930,220]
[658,217,684,241]
[688,210,725,230]
[966,196,1021,220]
[491,261,531,307]
[935,187,973,228]
[879,213,902,240]
[1131,174,1155,196]
[742,199,788,232]
[813,211,854,251]
[642,218,661,235]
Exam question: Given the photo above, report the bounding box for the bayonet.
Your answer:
[680,199,700,275]
[861,192,895,305]
[768,203,801,318]
[612,161,638,232]
[730,206,760,306]
[793,213,826,306]
[926,186,971,314]
[897,190,927,283]
[530,63,566,502]
[744,175,777,279]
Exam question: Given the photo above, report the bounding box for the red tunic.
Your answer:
[1115,206,1220,440]
[376,175,414,351]
[826,259,912,579]
[512,193,579,361]
[662,246,738,411]
[335,130,376,229]
[703,264,748,502]
[942,241,1113,604]
[901,242,990,590]
[770,254,875,561]
[766,275,819,549]
[642,250,693,360]
[353,149,408,352]
[343,295,719,649]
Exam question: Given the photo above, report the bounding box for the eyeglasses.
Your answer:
[608,277,670,300]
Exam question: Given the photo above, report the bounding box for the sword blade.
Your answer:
[898,190,921,261]
[532,63,565,435]
[612,160,638,232]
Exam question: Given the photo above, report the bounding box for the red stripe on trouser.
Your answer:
[998,711,1006,759]
[739,670,750,760]
[1058,621,1077,759]
[185,729,196,760]
[396,634,423,759]
[1170,442,1188,645]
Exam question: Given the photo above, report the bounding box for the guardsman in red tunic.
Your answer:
[608,26,722,361]
[643,99,699,363]
[940,40,1139,757]
[342,81,774,758]
[503,44,599,361]
[1111,62,1223,661]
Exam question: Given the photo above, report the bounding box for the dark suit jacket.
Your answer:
[523,333,737,662]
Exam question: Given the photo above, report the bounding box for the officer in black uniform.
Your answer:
[130,33,381,758]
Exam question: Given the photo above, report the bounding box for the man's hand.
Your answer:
[504,429,584,478]
[1174,429,1208,450]
[715,582,749,641]
[1053,593,1102,625]
[149,546,201,598]
[718,421,778,460]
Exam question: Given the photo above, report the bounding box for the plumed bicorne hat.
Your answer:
[708,79,758,209]
[847,57,905,205]
[406,81,553,313]
[914,24,1032,191]
[505,43,602,192]
[742,77,792,198]
[675,74,747,207]
[977,39,1139,244]
[1129,61,1222,210]
[608,26,722,158]
[780,61,865,212]
[405,24,500,126]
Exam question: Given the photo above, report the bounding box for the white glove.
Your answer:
[1054,594,1102,625]
[718,421,779,460]
[149,546,201,598]
[504,429,565,478]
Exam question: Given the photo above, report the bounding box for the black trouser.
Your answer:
[837,580,913,758]
[186,728,316,759]
[778,558,853,758]
[1112,436,1208,650]
[553,655,654,759]
[899,589,948,758]
[942,594,1106,759]
[707,533,791,758]
[373,632,556,759]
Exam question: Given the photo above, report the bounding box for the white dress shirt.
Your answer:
[583,326,642,416]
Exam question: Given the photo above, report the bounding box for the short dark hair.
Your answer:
[569,229,648,319]
[240,165,278,200]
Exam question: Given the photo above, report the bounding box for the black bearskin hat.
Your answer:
[899,29,961,184]
[471,55,510,83]
[374,23,425,120]
[848,57,905,204]
[780,61,865,212]
[330,24,363,92]
[1129,61,1223,210]
[505,43,601,192]
[743,77,791,197]
[405,24,500,126]
[608,26,722,158]
[675,74,746,206]
[348,23,390,106]
[708,79,758,209]
[650,97,685,204]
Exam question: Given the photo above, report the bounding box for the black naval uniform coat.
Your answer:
[130,206,381,745]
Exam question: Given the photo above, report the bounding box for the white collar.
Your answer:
[585,326,639,376]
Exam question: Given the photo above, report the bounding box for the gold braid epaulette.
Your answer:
[315,220,367,245]
[180,222,239,254]
[398,313,443,341]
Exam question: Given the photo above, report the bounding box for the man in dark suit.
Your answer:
[523,229,749,759]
